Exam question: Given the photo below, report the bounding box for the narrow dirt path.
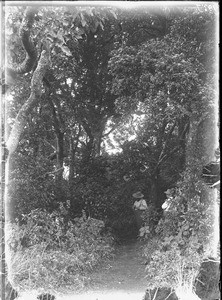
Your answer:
[17,239,149,300]
[86,239,148,293]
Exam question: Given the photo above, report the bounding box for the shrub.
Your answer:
[144,242,202,299]
[6,205,114,294]
[142,166,219,300]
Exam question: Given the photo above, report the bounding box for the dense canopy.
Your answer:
[0,3,219,300]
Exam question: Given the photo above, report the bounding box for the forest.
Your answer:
[0,3,220,300]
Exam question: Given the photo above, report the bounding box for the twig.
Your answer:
[164,290,174,300]
[102,121,120,137]
[40,138,56,151]
[203,258,220,263]
[152,287,159,300]
[46,167,64,175]
[209,180,220,188]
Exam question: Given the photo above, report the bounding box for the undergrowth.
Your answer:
[6,203,115,295]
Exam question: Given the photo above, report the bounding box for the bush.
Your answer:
[6,205,114,294]
[142,166,219,300]
[144,242,201,289]
[8,154,61,220]
[143,241,202,300]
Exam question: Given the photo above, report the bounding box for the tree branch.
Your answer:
[102,119,121,138]
[81,119,93,140]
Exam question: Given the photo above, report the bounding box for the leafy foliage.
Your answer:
[8,153,62,218]
[6,204,114,294]
[143,161,219,299]
[139,8,218,298]
[145,242,201,291]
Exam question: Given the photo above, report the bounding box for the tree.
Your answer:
[1,6,51,300]
[140,5,219,300]
[108,31,203,214]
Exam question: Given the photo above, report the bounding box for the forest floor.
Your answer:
[17,239,149,300]
[86,238,148,293]
[66,238,148,300]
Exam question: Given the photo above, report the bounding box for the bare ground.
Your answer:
[86,239,148,294]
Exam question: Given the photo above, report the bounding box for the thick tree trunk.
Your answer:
[5,49,50,218]
[6,50,50,154]
[2,8,50,300]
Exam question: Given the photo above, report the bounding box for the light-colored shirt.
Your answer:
[133,199,148,210]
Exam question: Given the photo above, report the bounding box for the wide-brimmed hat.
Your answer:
[132,192,144,198]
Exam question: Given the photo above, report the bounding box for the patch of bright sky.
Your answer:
[64,80,146,156]
[104,113,146,155]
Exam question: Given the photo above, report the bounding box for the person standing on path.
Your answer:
[132,192,148,231]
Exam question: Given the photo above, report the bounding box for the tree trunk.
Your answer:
[92,130,103,157]
[69,137,75,188]
[53,131,65,205]
[68,126,81,189]
[150,174,166,222]
[6,49,50,154]
[55,131,64,182]
[2,11,50,298]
